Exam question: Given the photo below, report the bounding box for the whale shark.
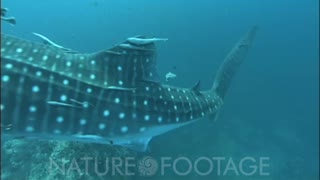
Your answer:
[1,27,257,151]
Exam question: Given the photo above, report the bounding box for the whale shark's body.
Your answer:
[1,27,257,151]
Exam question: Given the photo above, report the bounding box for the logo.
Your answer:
[137,156,158,176]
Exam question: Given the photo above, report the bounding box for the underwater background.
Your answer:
[1,0,319,179]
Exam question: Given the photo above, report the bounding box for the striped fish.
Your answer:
[1,27,257,151]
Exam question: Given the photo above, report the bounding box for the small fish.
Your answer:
[1,16,16,25]
[47,99,91,108]
[1,8,16,25]
[32,32,78,53]
[47,101,80,108]
[119,43,155,51]
[165,72,177,81]
[127,37,168,45]
[1,8,8,16]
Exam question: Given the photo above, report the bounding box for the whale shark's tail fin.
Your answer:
[212,26,258,98]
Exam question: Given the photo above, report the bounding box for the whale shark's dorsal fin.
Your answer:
[89,37,160,88]
[1,33,160,89]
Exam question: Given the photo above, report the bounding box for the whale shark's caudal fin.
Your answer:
[212,26,258,98]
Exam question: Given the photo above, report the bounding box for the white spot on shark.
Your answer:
[42,55,48,61]
[32,85,40,93]
[26,126,34,132]
[103,110,110,117]
[56,116,64,123]
[66,61,72,67]
[16,48,23,53]
[86,88,92,93]
[36,71,42,77]
[119,112,125,119]
[115,98,120,104]
[54,129,61,134]
[90,74,96,79]
[29,105,37,112]
[2,75,10,82]
[60,94,67,101]
[99,123,106,130]
[176,117,180,122]
[80,118,87,125]
[144,115,150,121]
[139,127,146,132]
[5,64,13,69]
[117,66,122,71]
[63,79,69,85]
[22,67,28,73]
[121,126,128,133]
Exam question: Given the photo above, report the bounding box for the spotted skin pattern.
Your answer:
[1,27,257,151]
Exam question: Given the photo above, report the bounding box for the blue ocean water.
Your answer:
[1,0,319,179]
